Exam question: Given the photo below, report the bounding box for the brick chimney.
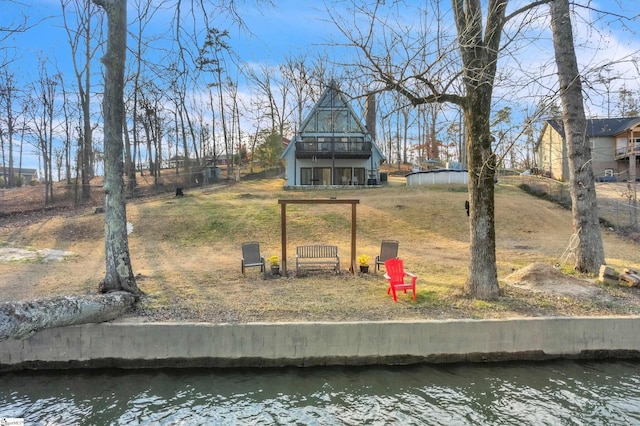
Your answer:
[365,93,376,141]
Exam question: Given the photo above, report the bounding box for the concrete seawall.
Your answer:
[2,317,640,371]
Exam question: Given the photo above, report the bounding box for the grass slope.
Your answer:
[1,177,640,322]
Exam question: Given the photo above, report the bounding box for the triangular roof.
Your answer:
[282,81,385,160]
[546,117,640,138]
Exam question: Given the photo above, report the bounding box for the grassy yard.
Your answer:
[1,177,640,322]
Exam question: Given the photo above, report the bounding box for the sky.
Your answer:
[2,0,343,85]
[3,0,640,103]
[2,0,640,171]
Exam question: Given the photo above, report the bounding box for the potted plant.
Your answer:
[357,254,371,273]
[267,255,280,275]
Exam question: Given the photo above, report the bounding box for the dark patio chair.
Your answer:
[375,240,399,272]
[241,241,265,276]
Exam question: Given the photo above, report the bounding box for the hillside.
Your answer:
[1,177,640,323]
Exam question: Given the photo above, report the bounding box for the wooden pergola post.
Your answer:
[278,199,359,275]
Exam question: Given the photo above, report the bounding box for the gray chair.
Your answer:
[375,240,399,272]
[241,241,265,275]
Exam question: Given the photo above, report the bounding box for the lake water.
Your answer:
[1,360,640,425]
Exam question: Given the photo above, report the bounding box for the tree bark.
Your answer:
[94,0,141,295]
[453,0,506,299]
[550,0,605,273]
[0,292,136,341]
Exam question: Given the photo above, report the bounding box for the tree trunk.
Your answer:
[454,0,505,300]
[464,93,499,299]
[550,0,605,273]
[95,0,141,295]
[0,292,135,341]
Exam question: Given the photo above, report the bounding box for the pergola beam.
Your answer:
[278,199,359,275]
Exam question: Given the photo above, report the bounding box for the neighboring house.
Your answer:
[536,117,640,181]
[280,81,386,187]
[0,167,39,185]
[213,154,233,166]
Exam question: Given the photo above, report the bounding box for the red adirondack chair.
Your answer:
[383,258,417,302]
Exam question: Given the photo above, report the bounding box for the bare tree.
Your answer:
[94,0,140,295]
[0,69,19,187]
[331,0,552,299]
[61,0,103,202]
[27,60,59,205]
[616,85,640,118]
[550,0,604,273]
[58,73,77,184]
[280,53,315,129]
[197,28,233,177]
[125,0,165,191]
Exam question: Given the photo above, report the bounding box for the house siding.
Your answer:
[539,123,567,181]
[590,136,616,178]
[538,118,640,182]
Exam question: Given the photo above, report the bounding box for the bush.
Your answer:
[13,174,24,187]
[0,175,25,188]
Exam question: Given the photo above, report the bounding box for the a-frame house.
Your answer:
[280,81,386,187]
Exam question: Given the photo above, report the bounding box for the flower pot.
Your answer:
[270,266,280,276]
[359,265,369,273]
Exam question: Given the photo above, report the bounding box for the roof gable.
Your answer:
[298,81,367,134]
[281,81,386,162]
[546,117,640,138]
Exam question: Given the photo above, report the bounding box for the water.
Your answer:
[1,360,640,425]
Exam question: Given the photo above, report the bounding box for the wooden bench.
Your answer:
[296,245,340,274]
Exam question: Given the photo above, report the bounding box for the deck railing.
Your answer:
[295,141,372,154]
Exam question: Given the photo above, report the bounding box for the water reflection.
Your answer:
[1,360,639,425]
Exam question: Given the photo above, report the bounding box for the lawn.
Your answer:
[1,177,640,323]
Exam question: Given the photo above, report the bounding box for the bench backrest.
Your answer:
[297,245,338,258]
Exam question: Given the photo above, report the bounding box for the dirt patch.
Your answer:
[0,247,76,263]
[504,263,599,298]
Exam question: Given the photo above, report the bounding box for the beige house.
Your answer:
[536,117,640,181]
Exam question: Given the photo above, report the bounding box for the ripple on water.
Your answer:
[1,361,640,425]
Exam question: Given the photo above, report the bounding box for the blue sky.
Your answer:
[3,0,639,95]
[2,0,343,82]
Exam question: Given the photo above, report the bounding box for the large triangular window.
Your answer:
[300,87,365,134]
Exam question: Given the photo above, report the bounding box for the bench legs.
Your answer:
[296,260,340,275]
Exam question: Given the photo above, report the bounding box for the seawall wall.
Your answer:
[2,317,640,370]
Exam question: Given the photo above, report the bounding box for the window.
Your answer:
[353,168,365,185]
[317,110,333,132]
[335,167,351,185]
[334,110,350,132]
[315,167,332,185]
[300,168,312,185]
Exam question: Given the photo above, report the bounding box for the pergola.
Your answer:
[278,198,359,275]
